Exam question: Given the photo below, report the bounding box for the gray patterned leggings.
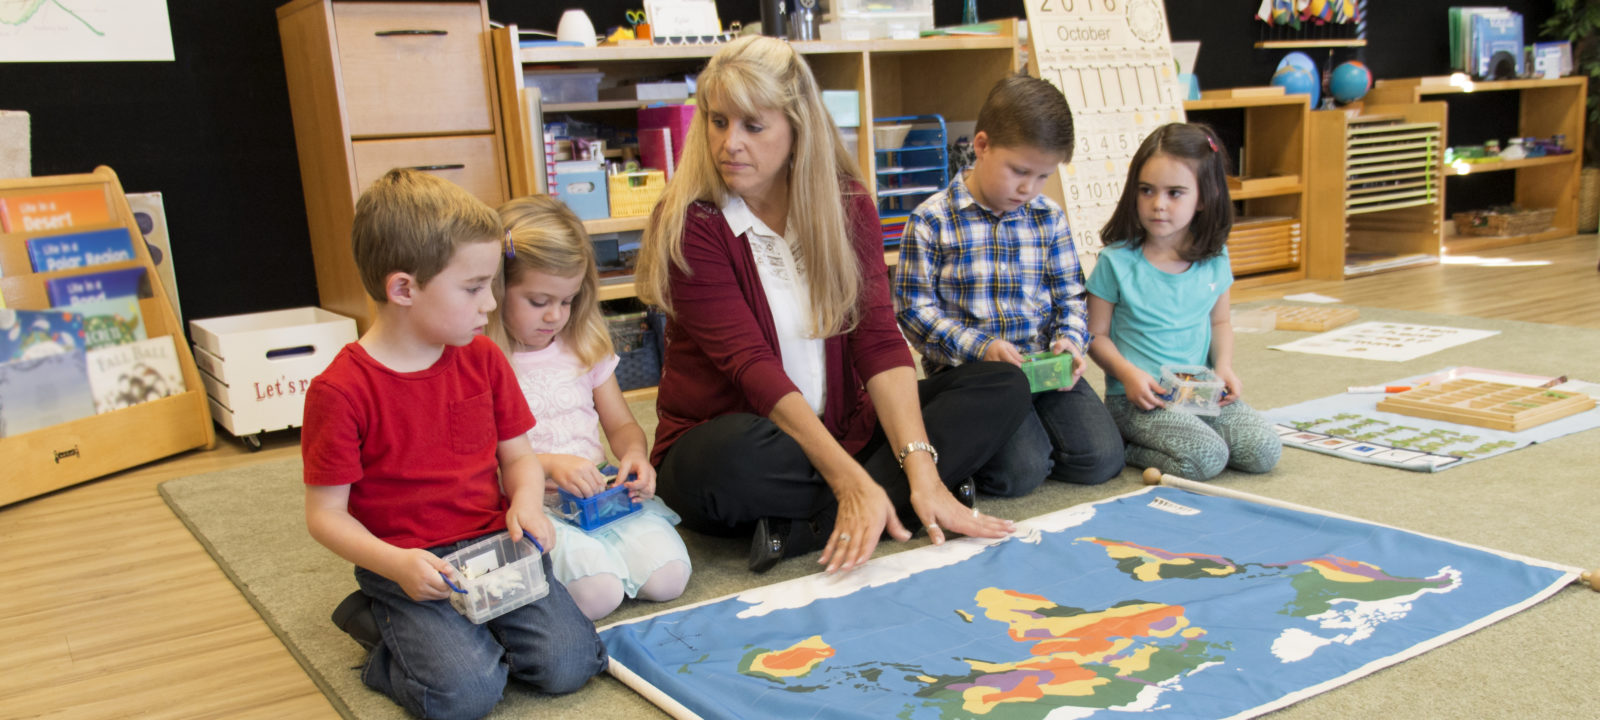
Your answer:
[1104,395,1282,481]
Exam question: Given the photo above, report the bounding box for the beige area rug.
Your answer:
[160,306,1600,719]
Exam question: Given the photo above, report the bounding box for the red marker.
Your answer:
[1347,385,1412,394]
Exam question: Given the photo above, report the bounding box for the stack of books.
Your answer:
[0,187,184,438]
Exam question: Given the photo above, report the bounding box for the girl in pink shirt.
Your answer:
[488,195,690,620]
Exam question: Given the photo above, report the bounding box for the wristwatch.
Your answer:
[897,440,939,468]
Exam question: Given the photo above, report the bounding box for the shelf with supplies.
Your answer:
[1306,105,1447,279]
[1182,89,1311,289]
[492,24,1023,299]
[0,166,215,506]
[1366,75,1586,254]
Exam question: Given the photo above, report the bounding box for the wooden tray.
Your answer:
[1259,305,1359,332]
[1377,379,1595,432]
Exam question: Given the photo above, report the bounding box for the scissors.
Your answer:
[625,9,646,31]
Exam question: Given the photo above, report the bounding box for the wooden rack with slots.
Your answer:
[0,167,214,506]
[1376,379,1594,432]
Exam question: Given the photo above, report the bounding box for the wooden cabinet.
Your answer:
[1366,76,1586,254]
[277,0,509,330]
[0,167,214,506]
[488,29,1021,302]
[1306,104,1446,279]
[1183,91,1311,289]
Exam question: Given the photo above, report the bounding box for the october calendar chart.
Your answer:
[1026,0,1184,270]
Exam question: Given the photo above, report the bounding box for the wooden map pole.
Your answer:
[1139,467,1599,592]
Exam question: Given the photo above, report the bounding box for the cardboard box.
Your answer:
[554,168,610,220]
[189,307,356,438]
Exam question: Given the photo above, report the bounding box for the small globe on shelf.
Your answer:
[1330,61,1372,104]
[1271,63,1320,108]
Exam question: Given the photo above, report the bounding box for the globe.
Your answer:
[1277,51,1316,76]
[1329,61,1372,104]
[1271,64,1320,108]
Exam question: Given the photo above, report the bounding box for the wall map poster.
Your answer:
[1024,0,1185,272]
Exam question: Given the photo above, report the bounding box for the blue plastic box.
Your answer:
[556,468,642,531]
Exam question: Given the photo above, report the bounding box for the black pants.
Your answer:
[655,361,1031,538]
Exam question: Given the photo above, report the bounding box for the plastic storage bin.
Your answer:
[556,473,642,531]
[524,68,603,104]
[1021,352,1077,393]
[821,0,932,39]
[189,307,356,446]
[441,532,549,624]
[1159,364,1226,416]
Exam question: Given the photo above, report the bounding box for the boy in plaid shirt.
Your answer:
[893,75,1124,495]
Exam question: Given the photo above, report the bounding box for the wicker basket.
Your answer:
[1451,207,1557,237]
[1580,167,1599,233]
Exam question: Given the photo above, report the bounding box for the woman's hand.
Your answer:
[910,479,1013,546]
[1216,367,1243,407]
[617,450,657,500]
[541,454,610,498]
[1121,368,1167,411]
[819,469,909,573]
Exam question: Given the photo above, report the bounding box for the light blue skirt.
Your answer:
[546,497,690,596]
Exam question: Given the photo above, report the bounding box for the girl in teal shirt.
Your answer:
[1086,123,1280,481]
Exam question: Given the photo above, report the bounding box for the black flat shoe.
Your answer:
[331,590,380,651]
[749,517,790,573]
[953,477,977,509]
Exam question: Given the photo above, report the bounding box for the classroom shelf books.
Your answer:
[0,167,212,506]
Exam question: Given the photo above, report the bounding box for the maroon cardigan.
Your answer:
[650,186,914,465]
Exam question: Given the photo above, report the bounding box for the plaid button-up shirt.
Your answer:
[893,172,1090,373]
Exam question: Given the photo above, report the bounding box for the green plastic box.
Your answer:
[1021,352,1076,393]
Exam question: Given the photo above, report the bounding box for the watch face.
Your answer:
[1126,0,1164,43]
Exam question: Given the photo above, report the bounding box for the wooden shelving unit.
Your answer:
[491,28,1020,260]
[0,167,215,506]
[1366,76,1587,253]
[1184,90,1311,289]
[1306,105,1447,279]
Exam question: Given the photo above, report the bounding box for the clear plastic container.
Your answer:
[1159,364,1226,416]
[523,69,603,104]
[1020,352,1076,393]
[441,532,549,624]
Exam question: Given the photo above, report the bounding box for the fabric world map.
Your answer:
[600,487,1572,719]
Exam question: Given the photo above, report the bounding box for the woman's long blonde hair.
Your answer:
[488,195,612,369]
[635,35,864,337]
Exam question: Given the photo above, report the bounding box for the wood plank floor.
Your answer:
[1,234,1595,719]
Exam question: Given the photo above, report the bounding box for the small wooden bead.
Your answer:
[1582,570,1599,592]
[1142,467,1162,485]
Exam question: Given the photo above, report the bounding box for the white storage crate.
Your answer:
[189,307,356,442]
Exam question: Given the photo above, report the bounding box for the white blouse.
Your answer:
[721,196,828,415]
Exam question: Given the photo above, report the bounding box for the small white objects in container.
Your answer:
[440,531,549,624]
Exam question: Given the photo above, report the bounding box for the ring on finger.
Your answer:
[838,532,851,543]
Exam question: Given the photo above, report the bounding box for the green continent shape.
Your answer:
[1283,567,1452,617]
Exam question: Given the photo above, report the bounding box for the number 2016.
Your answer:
[1040,0,1118,11]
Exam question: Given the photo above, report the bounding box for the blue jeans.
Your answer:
[355,537,608,720]
[974,377,1125,496]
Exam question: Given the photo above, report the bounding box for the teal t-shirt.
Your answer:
[1085,242,1232,395]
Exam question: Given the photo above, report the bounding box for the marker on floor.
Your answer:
[1347,385,1412,394]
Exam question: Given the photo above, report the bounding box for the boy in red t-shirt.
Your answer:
[302,169,606,720]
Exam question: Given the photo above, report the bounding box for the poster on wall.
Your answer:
[1,0,174,62]
[1024,0,1185,271]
